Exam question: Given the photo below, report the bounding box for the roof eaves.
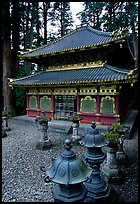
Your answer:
[20,37,125,60]
[10,71,45,83]
[19,28,80,59]
[105,64,129,74]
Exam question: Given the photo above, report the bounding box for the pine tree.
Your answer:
[77,2,105,29]
[49,2,74,38]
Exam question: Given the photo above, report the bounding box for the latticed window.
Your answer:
[80,96,96,113]
[29,96,37,109]
[100,96,115,114]
[40,96,52,110]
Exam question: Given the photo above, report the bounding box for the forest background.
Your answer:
[2,2,138,116]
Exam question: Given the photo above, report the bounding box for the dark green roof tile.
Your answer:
[20,25,125,59]
[10,64,137,86]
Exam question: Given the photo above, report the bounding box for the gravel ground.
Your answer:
[2,118,138,202]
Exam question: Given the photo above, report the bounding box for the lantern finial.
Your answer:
[64,139,72,150]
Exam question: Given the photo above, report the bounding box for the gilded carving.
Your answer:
[29,96,38,109]
[29,88,38,93]
[100,96,115,114]
[80,87,97,95]
[100,85,116,95]
[40,96,52,110]
[54,87,77,95]
[80,96,96,113]
[48,60,104,71]
[39,88,52,94]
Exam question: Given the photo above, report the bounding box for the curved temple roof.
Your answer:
[9,64,137,87]
[19,24,126,59]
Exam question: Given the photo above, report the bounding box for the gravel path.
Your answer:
[2,119,138,202]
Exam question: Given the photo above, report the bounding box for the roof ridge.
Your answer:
[20,28,80,57]
[105,64,130,74]
[87,26,112,36]
[12,71,45,82]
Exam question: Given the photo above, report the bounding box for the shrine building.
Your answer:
[9,23,138,125]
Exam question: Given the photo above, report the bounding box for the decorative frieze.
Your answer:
[29,88,38,94]
[53,87,77,95]
[39,88,52,95]
[48,60,104,71]
[79,87,97,95]
[99,85,116,95]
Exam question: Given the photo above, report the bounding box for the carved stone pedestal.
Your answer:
[36,121,52,150]
[72,122,81,142]
[116,139,128,164]
[36,140,52,150]
[101,145,123,182]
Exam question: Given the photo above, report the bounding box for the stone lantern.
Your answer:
[101,124,129,181]
[80,121,114,202]
[36,111,52,150]
[2,115,11,131]
[41,139,92,202]
[69,112,83,142]
[116,126,130,164]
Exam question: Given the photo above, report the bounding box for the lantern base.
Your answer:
[52,183,87,202]
[36,140,52,150]
[84,172,111,202]
[116,151,128,165]
[101,163,124,182]
[2,129,8,138]
[4,127,11,132]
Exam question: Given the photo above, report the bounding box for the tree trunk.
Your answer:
[128,2,138,69]
[2,2,15,116]
[12,2,20,77]
[43,2,47,45]
[61,3,65,37]
[24,2,31,74]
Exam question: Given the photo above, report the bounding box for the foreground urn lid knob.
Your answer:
[46,139,92,185]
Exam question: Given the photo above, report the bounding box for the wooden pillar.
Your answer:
[37,95,40,116]
[115,95,120,115]
[37,95,40,109]
[96,95,100,113]
[52,95,55,118]
[26,94,29,115]
[77,95,80,113]
[96,95,100,122]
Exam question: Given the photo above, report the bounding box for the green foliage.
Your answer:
[108,123,127,132]
[102,123,130,144]
[101,131,122,144]
[78,2,105,29]
[78,2,138,36]
[49,2,74,37]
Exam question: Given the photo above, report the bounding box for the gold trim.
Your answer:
[95,113,101,116]
[114,114,120,117]
[48,61,105,71]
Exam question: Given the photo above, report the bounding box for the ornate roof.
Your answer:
[9,64,137,87]
[19,24,126,60]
